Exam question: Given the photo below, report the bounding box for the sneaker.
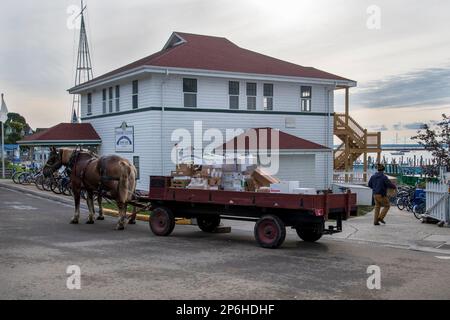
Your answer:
[374,222,380,226]
[379,219,386,224]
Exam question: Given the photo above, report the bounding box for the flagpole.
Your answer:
[1,121,4,179]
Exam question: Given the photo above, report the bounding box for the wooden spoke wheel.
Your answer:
[149,207,175,236]
[254,215,286,249]
[197,216,221,233]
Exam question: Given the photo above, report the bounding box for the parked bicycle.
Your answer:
[395,185,426,219]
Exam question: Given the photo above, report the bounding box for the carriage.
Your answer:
[43,148,357,248]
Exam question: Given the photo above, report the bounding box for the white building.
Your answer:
[69,32,356,191]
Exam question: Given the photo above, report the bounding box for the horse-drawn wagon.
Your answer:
[43,147,357,249]
[145,176,357,248]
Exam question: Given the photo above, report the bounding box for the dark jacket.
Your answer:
[368,172,396,196]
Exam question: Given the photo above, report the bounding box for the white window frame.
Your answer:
[115,85,120,112]
[246,82,257,110]
[183,78,197,108]
[87,93,92,115]
[229,81,239,110]
[132,80,139,109]
[102,89,107,114]
[301,86,312,112]
[263,83,273,111]
[108,87,113,113]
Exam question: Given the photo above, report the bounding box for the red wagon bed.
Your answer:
[146,176,357,248]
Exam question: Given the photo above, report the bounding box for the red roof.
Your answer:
[75,32,353,88]
[218,128,328,152]
[19,123,101,144]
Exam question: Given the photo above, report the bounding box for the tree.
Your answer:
[411,114,449,172]
[0,112,33,144]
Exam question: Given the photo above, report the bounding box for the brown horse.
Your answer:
[43,147,137,230]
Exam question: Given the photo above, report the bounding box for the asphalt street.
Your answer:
[0,187,449,299]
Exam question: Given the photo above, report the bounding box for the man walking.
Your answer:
[368,164,397,225]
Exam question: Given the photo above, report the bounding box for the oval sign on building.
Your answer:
[115,123,134,153]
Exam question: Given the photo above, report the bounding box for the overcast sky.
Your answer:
[1,0,449,143]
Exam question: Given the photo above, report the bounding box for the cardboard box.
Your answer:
[175,164,193,176]
[251,168,280,187]
[208,177,222,186]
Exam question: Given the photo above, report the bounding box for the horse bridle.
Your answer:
[44,149,64,172]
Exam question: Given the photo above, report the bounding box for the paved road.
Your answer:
[0,187,449,299]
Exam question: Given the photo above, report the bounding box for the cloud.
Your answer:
[402,122,426,130]
[390,121,439,131]
[352,65,450,109]
[368,124,388,131]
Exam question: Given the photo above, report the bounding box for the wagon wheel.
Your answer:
[254,215,286,249]
[149,207,175,236]
[296,223,323,242]
[197,216,221,233]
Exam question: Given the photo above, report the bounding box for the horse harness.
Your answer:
[67,150,119,195]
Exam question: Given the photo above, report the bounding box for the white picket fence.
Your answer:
[425,182,450,223]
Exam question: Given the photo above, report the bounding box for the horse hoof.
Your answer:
[116,225,125,231]
[86,220,95,224]
[70,219,79,224]
[96,216,105,221]
[128,220,136,225]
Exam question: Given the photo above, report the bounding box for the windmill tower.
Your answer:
[71,0,94,123]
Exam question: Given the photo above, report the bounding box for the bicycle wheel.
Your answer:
[34,174,44,190]
[42,177,53,191]
[413,204,425,219]
[62,181,72,196]
[51,179,62,194]
[18,172,30,185]
[406,200,413,212]
[12,171,22,184]
[396,197,406,211]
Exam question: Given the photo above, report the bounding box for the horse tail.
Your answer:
[118,161,135,203]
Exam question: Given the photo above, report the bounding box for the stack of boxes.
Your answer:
[170,163,316,194]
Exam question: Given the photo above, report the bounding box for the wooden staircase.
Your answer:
[334,113,381,178]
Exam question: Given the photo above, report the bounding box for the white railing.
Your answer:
[333,171,374,184]
[425,182,450,223]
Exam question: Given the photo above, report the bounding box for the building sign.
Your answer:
[115,122,134,153]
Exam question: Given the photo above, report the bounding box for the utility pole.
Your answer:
[71,0,94,123]
[0,93,9,179]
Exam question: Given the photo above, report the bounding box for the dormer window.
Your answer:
[163,33,187,50]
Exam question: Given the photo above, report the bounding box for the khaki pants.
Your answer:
[373,194,390,224]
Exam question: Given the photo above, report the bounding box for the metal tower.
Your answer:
[71,0,93,123]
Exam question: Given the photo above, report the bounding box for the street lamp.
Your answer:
[0,93,9,179]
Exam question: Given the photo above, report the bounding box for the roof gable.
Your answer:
[162,32,187,50]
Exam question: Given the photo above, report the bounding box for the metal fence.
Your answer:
[425,182,450,223]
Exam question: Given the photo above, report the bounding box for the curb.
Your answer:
[0,181,192,225]
[0,182,79,207]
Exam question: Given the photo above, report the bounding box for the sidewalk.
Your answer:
[332,206,450,254]
[1,179,450,254]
